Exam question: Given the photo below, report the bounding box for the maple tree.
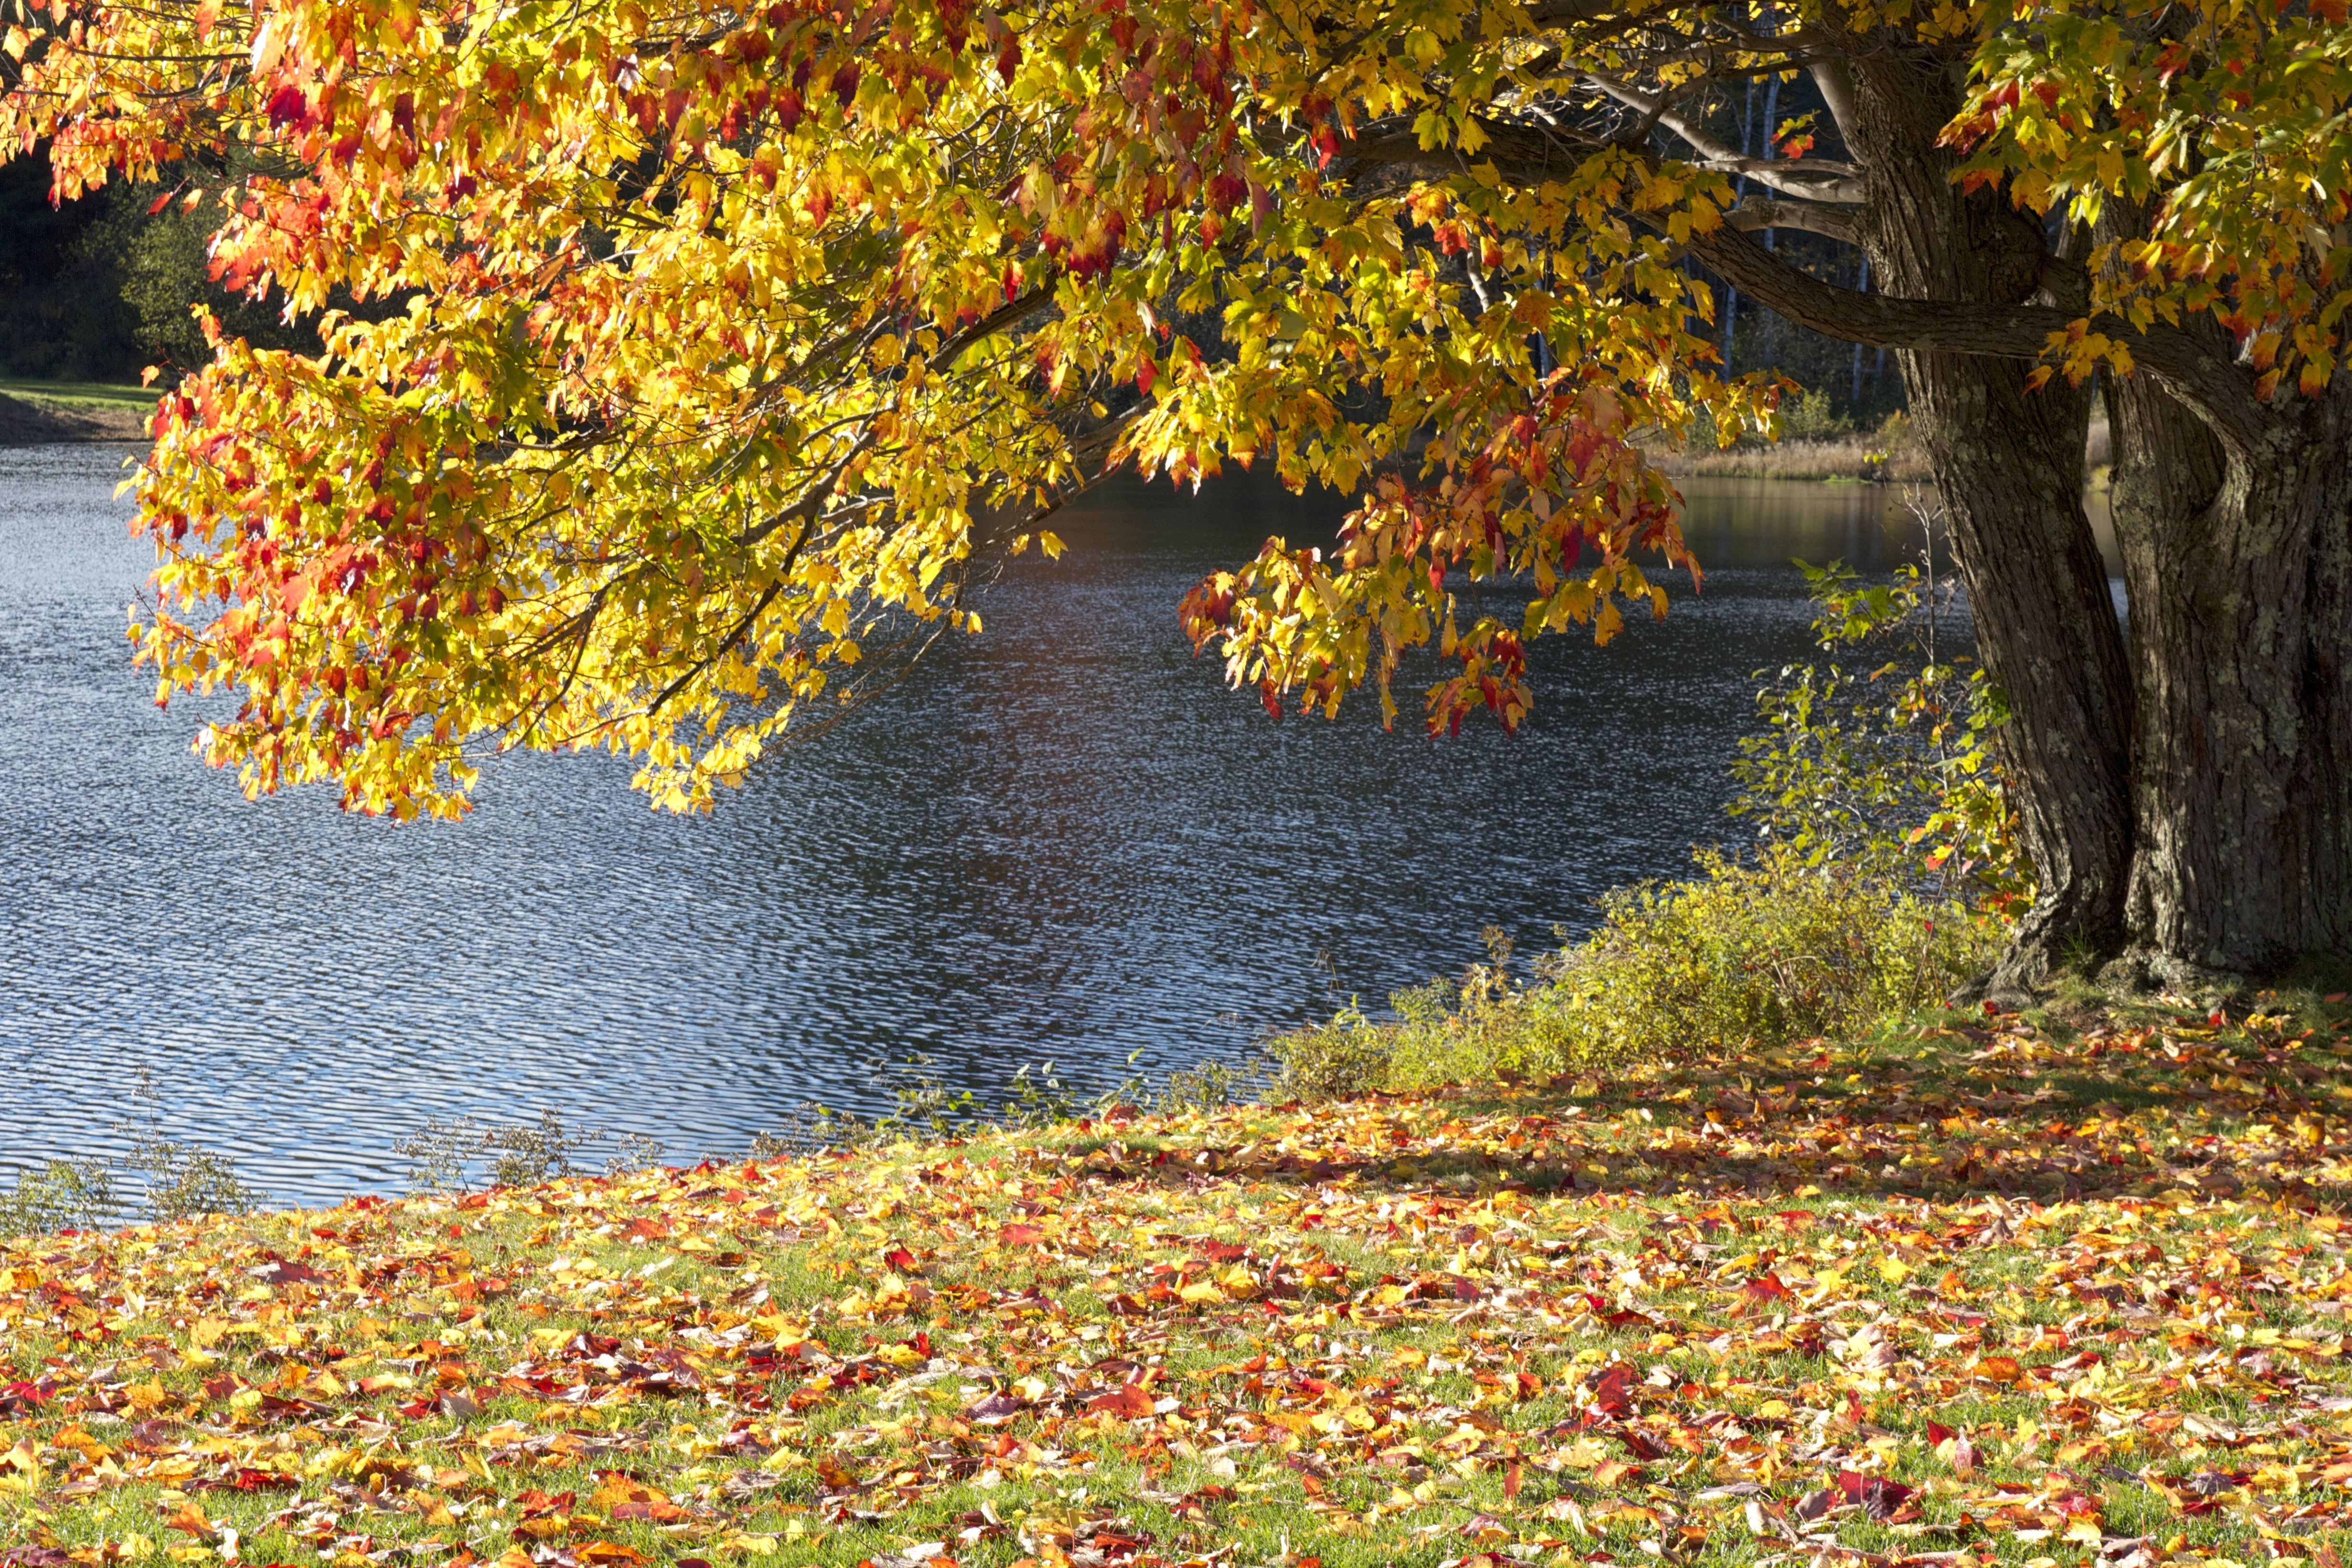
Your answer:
[2,0,2346,989]
[7,1008,2352,1568]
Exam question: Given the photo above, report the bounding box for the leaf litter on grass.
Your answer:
[8,1010,2352,1568]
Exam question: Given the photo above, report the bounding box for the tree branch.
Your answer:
[1723,193,1859,244]
[1807,60,1864,159]
[1583,75,1865,202]
[1686,226,2272,451]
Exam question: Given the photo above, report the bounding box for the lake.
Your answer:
[1,443,1969,1206]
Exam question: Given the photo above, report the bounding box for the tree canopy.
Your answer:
[6,0,2349,975]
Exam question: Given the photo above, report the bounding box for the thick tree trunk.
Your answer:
[2106,372,2352,980]
[1849,56,2138,993]
[1661,48,2352,989]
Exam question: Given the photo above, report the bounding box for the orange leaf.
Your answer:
[575,1547,649,1567]
[165,1501,216,1540]
[1085,1382,1155,1419]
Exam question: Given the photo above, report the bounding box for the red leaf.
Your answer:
[1085,1382,1155,1419]
[1588,1362,1635,1419]
[1836,1471,1915,1521]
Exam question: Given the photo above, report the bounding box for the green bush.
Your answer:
[1775,386,1855,442]
[1273,533,2022,1102]
[0,1158,119,1238]
[0,1071,259,1237]
[1272,852,1997,1099]
[1539,845,1995,1063]
[1731,510,2031,916]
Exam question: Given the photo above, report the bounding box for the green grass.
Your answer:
[0,378,163,411]
[9,1005,2352,1568]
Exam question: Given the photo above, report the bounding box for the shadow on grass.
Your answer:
[1038,1019,2352,1211]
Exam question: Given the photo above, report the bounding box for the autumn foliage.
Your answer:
[6,0,2352,998]
[8,1014,2352,1567]
[2,0,1767,817]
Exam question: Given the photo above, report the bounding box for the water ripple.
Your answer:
[0,446,1942,1205]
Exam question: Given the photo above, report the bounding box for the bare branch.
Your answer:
[1723,193,1860,244]
[1584,75,1865,202]
[1808,59,1864,158]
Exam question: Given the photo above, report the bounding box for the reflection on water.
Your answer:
[0,446,1956,1205]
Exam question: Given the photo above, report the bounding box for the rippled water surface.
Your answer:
[1,444,1948,1204]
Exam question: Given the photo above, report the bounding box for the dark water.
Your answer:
[1,444,1951,1205]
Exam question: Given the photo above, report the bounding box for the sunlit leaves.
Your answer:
[1951,0,2352,393]
[8,1012,2352,1565]
[2,0,1786,813]
[1177,381,1698,736]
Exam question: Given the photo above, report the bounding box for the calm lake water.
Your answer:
[2,443,1969,1205]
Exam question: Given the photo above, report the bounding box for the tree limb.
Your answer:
[1723,193,1859,244]
[1686,226,2272,451]
[1807,59,1864,158]
[1583,75,1865,202]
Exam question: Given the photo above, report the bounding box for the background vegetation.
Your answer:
[0,156,312,383]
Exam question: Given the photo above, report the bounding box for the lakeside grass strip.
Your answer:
[0,383,163,412]
[8,1014,2352,1568]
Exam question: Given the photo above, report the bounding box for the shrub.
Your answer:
[394,1108,666,1193]
[1730,497,2031,915]
[0,1073,257,1237]
[1272,854,1997,1098]
[1776,387,1854,442]
[1534,845,1996,1065]
[0,1158,118,1238]
[1272,528,2021,1101]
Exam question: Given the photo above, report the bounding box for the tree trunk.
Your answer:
[1663,48,2352,989]
[2106,371,2352,981]
[1849,54,2138,993]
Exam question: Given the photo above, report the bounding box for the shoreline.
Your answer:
[0,390,150,445]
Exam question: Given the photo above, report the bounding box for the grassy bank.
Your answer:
[8,1003,2352,1568]
[0,380,155,444]
[1651,434,1933,485]
[0,380,161,412]
[1648,415,2111,488]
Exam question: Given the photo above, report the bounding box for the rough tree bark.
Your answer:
[2104,362,2352,981]
[1698,189,2352,982]
[1409,47,2350,989]
[1839,52,2138,993]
